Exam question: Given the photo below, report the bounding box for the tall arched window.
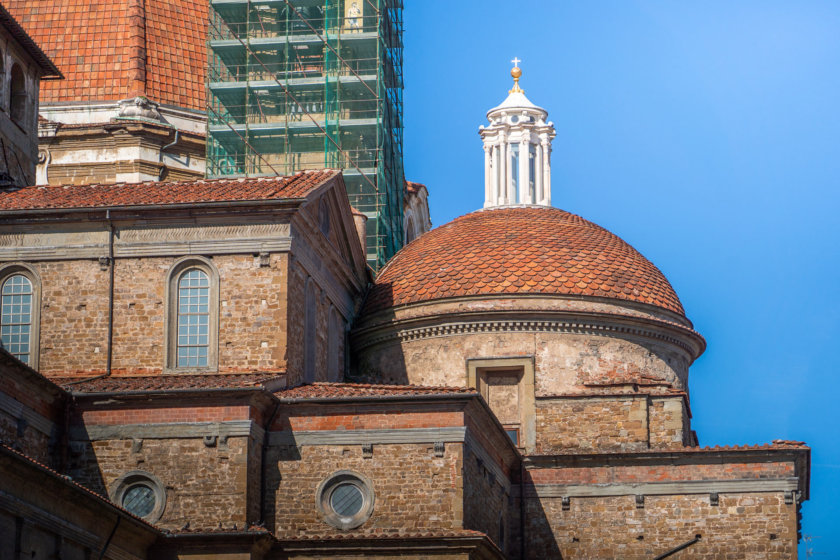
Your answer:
[0,266,40,367]
[166,258,219,371]
[10,64,26,125]
[176,269,210,367]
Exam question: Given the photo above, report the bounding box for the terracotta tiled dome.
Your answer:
[364,207,685,316]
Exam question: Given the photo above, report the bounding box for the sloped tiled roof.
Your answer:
[6,0,206,109]
[0,3,60,77]
[0,443,161,530]
[365,207,685,316]
[54,373,285,393]
[0,170,338,211]
[277,382,476,400]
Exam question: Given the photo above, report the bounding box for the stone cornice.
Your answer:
[352,308,705,360]
[517,477,800,499]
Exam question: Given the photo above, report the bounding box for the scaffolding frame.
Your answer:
[206,0,405,268]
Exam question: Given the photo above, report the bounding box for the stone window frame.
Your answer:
[164,256,220,372]
[466,356,536,451]
[110,470,167,523]
[0,263,41,369]
[316,470,375,530]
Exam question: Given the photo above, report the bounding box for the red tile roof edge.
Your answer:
[0,170,340,211]
[278,528,495,543]
[54,372,287,394]
[275,382,479,400]
[0,442,161,531]
[0,4,61,77]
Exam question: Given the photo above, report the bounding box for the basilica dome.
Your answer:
[364,206,685,317]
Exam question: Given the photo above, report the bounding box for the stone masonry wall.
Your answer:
[37,260,110,375]
[23,253,290,376]
[286,257,306,384]
[535,395,688,453]
[525,493,797,559]
[0,363,63,464]
[266,443,465,537]
[67,435,252,531]
[462,444,510,556]
[355,313,692,393]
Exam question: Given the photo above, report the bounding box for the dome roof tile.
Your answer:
[364,207,685,316]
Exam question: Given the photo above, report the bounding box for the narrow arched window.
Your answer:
[10,64,26,125]
[1,274,33,364]
[176,269,210,367]
[166,258,219,371]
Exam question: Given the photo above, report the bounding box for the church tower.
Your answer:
[480,59,557,208]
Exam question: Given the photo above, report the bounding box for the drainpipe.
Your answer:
[97,516,121,560]
[519,462,526,560]
[158,129,180,180]
[106,210,115,377]
[653,535,702,559]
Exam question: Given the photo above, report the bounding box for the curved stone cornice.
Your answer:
[351,307,706,361]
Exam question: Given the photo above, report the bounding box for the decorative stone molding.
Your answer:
[354,315,702,357]
[118,96,162,121]
[520,477,800,499]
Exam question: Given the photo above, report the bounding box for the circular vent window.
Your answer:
[110,471,167,522]
[316,470,375,530]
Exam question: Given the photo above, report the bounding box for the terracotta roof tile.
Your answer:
[0,443,161,530]
[365,207,686,316]
[6,0,206,109]
[276,382,477,400]
[280,528,496,544]
[54,373,285,393]
[0,3,60,77]
[0,170,337,211]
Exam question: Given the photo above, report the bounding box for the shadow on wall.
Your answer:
[521,469,565,559]
[65,425,109,499]
[348,278,411,385]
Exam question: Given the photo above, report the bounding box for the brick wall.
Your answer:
[527,460,794,485]
[462,444,509,555]
[265,443,465,537]
[27,253,291,376]
[68,436,253,531]
[535,395,689,453]
[0,354,65,464]
[525,493,797,559]
[38,260,110,374]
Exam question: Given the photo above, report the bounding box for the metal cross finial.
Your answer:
[511,57,521,68]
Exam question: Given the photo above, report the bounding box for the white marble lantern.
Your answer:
[479,60,556,208]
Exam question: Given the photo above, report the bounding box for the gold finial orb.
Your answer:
[509,57,523,93]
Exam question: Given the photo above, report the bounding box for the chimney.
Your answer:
[350,207,367,258]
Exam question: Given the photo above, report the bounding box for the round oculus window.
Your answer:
[110,471,166,523]
[330,482,364,518]
[122,483,156,518]
[316,470,375,530]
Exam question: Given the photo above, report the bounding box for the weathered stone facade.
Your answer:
[0,171,809,559]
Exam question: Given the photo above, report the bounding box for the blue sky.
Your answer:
[403,1,840,554]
